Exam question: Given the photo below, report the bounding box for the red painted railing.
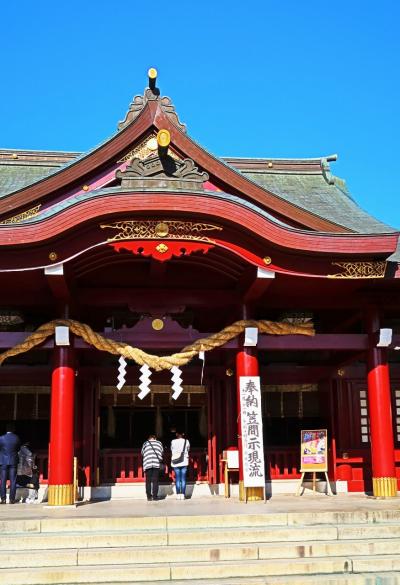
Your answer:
[37,448,301,484]
[40,447,400,487]
[99,449,208,483]
[266,449,301,479]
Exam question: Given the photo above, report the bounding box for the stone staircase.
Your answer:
[1,509,400,584]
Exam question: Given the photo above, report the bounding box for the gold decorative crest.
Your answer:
[327,261,387,279]
[156,243,169,254]
[0,204,41,225]
[118,134,181,163]
[101,220,222,243]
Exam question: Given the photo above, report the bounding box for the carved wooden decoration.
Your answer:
[109,240,214,262]
[116,155,209,191]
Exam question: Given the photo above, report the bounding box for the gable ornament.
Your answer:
[116,154,209,191]
[118,68,186,132]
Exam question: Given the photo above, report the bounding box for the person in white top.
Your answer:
[170,431,190,500]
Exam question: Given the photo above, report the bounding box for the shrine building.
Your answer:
[0,69,399,505]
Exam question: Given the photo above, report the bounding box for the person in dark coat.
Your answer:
[17,442,39,503]
[0,423,21,504]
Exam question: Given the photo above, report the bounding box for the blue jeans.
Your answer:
[0,465,17,501]
[173,466,188,495]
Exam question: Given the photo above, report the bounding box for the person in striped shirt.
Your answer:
[141,434,164,501]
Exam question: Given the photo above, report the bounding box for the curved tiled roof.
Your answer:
[0,150,79,197]
[0,148,398,262]
[240,169,394,235]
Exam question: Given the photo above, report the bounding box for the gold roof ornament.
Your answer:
[157,129,170,147]
[157,129,171,156]
[328,261,387,279]
[0,205,41,225]
[148,67,158,88]
[151,318,164,331]
[118,68,186,132]
[101,220,222,243]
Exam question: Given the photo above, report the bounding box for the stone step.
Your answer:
[63,575,400,585]
[3,509,400,535]
[2,539,400,569]
[352,554,400,572]
[168,523,400,546]
[0,524,337,550]
[2,523,400,551]
[338,523,400,539]
[0,530,168,551]
[0,557,362,585]
[2,557,400,584]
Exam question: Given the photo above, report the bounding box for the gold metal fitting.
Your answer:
[157,129,171,149]
[337,368,345,377]
[268,162,273,168]
[147,137,158,151]
[155,222,169,237]
[47,483,74,506]
[148,67,158,80]
[372,477,397,498]
[263,256,272,265]
[156,243,168,254]
[152,318,164,331]
[82,185,89,192]
[49,252,58,262]
[148,67,158,91]
[226,368,234,377]
[12,153,18,159]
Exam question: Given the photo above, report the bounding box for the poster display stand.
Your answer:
[295,429,333,496]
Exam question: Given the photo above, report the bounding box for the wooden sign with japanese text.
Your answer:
[300,429,328,472]
[239,376,266,488]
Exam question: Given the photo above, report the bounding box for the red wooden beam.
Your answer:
[242,267,276,304]
[44,264,73,304]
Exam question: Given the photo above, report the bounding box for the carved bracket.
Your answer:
[116,154,209,191]
[109,240,214,262]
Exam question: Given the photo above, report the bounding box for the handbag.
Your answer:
[147,440,165,474]
[171,439,187,465]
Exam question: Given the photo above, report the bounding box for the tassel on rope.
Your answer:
[171,366,183,400]
[116,356,127,391]
[138,364,152,400]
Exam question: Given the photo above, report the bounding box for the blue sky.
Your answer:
[1,0,399,228]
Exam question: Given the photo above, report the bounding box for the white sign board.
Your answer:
[239,376,266,488]
[227,450,239,469]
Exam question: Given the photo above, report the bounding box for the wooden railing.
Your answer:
[36,447,317,484]
[266,448,301,479]
[99,449,208,483]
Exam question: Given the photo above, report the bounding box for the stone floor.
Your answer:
[0,492,399,521]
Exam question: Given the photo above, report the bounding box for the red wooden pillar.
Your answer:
[366,310,397,497]
[48,346,75,505]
